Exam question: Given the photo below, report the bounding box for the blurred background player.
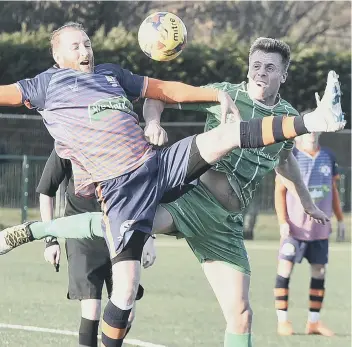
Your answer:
[37,149,156,347]
[274,131,345,336]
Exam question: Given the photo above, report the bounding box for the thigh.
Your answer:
[152,205,176,235]
[159,136,196,190]
[306,239,329,265]
[65,238,110,300]
[162,183,250,274]
[96,161,160,258]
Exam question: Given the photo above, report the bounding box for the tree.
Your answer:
[0,1,350,52]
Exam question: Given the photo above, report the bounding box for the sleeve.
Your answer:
[326,149,340,177]
[36,149,71,197]
[16,70,52,110]
[96,63,145,100]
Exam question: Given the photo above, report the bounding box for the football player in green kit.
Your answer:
[143,37,344,347]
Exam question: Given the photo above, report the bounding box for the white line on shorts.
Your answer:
[0,323,167,347]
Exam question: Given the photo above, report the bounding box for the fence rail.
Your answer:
[0,155,350,223]
[0,114,351,224]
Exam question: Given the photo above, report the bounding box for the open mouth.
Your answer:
[255,81,267,87]
[80,60,90,66]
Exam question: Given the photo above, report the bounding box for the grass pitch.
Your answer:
[0,210,350,346]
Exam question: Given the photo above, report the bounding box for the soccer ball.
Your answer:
[138,12,187,61]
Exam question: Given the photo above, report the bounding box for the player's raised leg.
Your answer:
[0,196,187,255]
[195,71,344,164]
[0,212,103,255]
[203,261,252,347]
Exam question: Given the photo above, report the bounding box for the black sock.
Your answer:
[79,317,99,347]
[274,275,290,311]
[101,300,131,347]
[240,115,308,148]
[309,278,325,313]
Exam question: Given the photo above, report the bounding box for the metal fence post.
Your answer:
[21,155,29,222]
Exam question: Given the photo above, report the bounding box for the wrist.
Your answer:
[302,200,315,212]
[278,216,289,225]
[145,119,160,126]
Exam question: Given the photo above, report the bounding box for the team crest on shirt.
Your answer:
[320,165,331,177]
[88,96,136,122]
[105,76,118,87]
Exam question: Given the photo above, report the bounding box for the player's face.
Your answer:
[247,50,287,105]
[53,29,94,73]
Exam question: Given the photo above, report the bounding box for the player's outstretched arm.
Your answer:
[275,151,329,224]
[0,84,23,106]
[144,78,238,122]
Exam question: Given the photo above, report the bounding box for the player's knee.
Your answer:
[226,300,253,333]
[110,271,140,310]
[277,259,294,278]
[110,284,139,310]
[311,264,326,279]
[81,299,102,320]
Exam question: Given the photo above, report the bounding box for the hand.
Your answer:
[336,221,346,242]
[44,243,61,268]
[142,236,156,269]
[144,120,168,146]
[304,204,330,225]
[217,90,241,124]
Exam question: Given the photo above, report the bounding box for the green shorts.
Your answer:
[162,182,251,275]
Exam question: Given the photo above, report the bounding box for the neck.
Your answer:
[299,145,320,156]
[247,86,278,106]
[256,95,278,106]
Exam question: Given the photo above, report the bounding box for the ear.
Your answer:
[281,72,287,83]
[52,50,60,65]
